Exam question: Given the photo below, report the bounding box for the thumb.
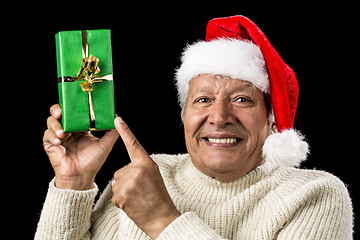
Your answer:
[114,117,150,162]
[99,128,119,153]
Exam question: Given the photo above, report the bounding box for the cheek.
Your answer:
[239,110,270,142]
[183,108,207,145]
[250,125,270,153]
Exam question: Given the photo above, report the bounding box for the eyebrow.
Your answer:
[196,81,256,94]
[232,82,255,92]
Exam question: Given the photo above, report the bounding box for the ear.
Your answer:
[271,122,278,134]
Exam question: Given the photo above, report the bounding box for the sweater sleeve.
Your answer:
[34,178,98,240]
[156,212,227,240]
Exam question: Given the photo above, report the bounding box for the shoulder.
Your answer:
[284,167,350,195]
[270,166,351,203]
[263,165,353,219]
[271,167,354,238]
[274,167,353,223]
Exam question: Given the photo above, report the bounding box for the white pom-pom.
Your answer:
[262,129,309,167]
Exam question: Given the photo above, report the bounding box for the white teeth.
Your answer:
[208,138,237,144]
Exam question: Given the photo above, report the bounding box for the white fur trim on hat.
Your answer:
[175,38,270,110]
[262,129,309,167]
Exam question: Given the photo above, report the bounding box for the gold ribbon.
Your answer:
[58,30,113,131]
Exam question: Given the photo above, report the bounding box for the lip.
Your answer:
[201,133,244,147]
[203,133,242,139]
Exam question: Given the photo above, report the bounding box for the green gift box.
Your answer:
[55,29,115,132]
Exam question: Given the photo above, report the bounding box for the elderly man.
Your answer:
[35,16,353,239]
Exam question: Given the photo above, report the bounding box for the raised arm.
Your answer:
[35,104,119,239]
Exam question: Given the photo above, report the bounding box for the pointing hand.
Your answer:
[111,117,181,239]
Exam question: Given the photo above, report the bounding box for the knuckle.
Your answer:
[132,166,145,178]
[114,170,120,180]
[116,187,131,206]
[121,121,130,131]
[43,128,49,138]
[114,166,128,179]
[47,116,59,130]
[112,192,126,209]
[130,137,140,149]
[111,196,118,207]
[46,116,53,125]
[126,179,137,192]
[43,129,51,141]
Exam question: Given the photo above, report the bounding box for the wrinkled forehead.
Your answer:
[188,74,260,96]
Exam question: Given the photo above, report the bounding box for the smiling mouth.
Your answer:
[203,137,242,144]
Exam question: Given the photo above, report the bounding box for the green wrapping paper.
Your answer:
[55,29,115,132]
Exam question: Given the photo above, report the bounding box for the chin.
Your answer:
[199,151,245,173]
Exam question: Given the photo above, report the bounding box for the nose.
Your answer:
[207,99,236,128]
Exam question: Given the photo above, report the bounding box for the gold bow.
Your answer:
[78,55,101,92]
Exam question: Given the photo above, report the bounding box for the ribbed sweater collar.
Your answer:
[173,154,278,204]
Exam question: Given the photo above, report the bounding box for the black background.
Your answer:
[1,2,358,238]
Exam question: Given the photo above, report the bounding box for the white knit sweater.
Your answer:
[35,153,353,239]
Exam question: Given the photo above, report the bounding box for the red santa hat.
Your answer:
[176,15,309,167]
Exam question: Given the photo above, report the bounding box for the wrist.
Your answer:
[54,176,95,190]
[146,210,181,239]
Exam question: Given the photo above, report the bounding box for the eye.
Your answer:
[195,97,210,103]
[234,96,254,107]
[235,97,249,103]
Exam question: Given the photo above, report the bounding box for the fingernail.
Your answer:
[54,108,62,117]
[115,117,124,124]
[111,180,116,186]
[53,138,61,145]
[56,129,64,138]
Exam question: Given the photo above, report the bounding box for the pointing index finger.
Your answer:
[114,117,149,163]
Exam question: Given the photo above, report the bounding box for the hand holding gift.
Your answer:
[45,29,118,189]
[43,104,119,190]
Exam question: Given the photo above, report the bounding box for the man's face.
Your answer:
[183,74,272,182]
